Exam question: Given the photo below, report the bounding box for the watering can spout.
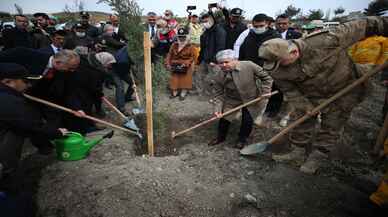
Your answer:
[85,130,115,152]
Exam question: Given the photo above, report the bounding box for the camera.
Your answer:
[208,3,218,8]
[187,6,196,11]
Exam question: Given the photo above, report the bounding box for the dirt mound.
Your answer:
[31,88,386,217]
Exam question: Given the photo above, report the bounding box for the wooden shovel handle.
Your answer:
[268,62,388,144]
[23,94,138,136]
[130,72,142,107]
[101,96,127,120]
[172,91,278,138]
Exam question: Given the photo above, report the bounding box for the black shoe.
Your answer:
[208,138,225,146]
[179,95,186,101]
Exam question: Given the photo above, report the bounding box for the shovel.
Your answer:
[23,94,139,136]
[101,96,143,139]
[171,91,278,139]
[241,62,388,155]
[129,72,145,115]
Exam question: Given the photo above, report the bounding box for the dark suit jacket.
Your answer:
[284,28,302,40]
[0,47,50,75]
[1,27,33,50]
[38,46,55,56]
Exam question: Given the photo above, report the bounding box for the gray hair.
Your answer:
[216,49,236,62]
[54,49,80,63]
[103,24,114,32]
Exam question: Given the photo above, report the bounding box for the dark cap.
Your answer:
[253,13,268,22]
[177,27,189,36]
[80,11,90,18]
[230,8,243,16]
[33,12,49,19]
[0,63,42,80]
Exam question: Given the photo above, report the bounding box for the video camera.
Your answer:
[187,5,196,11]
[186,5,197,20]
[208,3,218,8]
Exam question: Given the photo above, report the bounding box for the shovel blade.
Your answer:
[124,118,140,131]
[132,108,145,115]
[240,142,270,155]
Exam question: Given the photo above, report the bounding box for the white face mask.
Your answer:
[160,28,169,35]
[202,21,213,30]
[75,32,86,38]
[252,27,267,34]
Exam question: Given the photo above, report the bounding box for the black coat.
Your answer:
[65,53,105,111]
[0,84,61,171]
[63,33,94,50]
[283,28,302,40]
[31,28,51,49]
[1,27,33,50]
[220,8,247,49]
[199,24,226,63]
[98,35,126,54]
[38,45,55,56]
[0,47,51,75]
[239,29,281,66]
[63,54,105,134]
[85,24,100,38]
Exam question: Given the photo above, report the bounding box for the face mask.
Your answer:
[75,32,86,38]
[202,21,213,30]
[165,15,171,20]
[252,27,267,35]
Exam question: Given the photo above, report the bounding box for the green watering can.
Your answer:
[52,130,114,161]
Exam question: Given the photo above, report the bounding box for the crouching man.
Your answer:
[208,49,273,149]
[0,63,68,191]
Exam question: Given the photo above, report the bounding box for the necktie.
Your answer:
[151,26,155,38]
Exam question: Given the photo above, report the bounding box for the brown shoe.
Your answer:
[208,138,225,146]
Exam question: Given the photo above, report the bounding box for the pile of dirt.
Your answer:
[31,85,386,217]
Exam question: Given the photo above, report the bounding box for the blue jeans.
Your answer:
[112,63,134,111]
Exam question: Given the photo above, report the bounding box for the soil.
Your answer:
[14,76,388,217]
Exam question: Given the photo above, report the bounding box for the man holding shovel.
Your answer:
[0,63,69,192]
[257,16,388,174]
[208,49,273,149]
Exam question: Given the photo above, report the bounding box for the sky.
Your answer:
[0,0,372,19]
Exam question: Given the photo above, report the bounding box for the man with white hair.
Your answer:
[65,51,116,133]
[208,49,273,149]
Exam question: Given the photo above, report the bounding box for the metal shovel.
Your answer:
[241,62,388,155]
[101,97,143,139]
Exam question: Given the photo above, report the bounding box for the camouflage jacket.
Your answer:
[271,16,388,113]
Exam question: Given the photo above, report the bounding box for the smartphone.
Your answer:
[187,5,196,10]
[208,3,218,8]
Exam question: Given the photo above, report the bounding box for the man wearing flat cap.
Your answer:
[0,63,69,188]
[209,49,272,149]
[258,16,388,174]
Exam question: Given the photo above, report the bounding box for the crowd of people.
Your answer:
[1,4,388,215]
